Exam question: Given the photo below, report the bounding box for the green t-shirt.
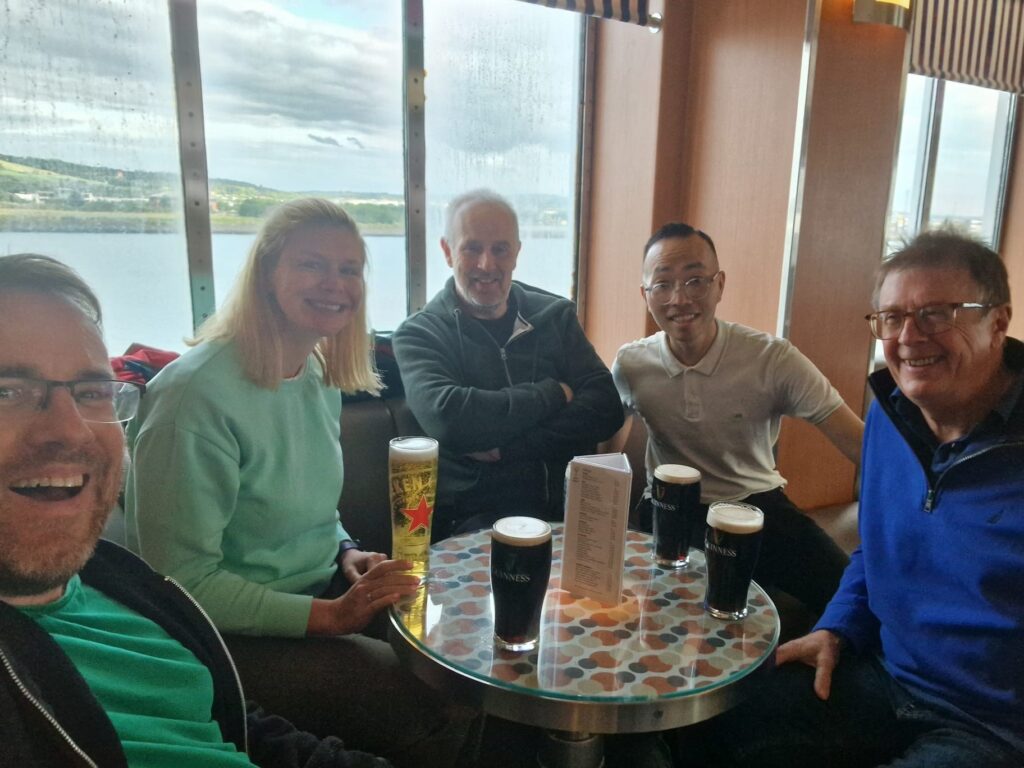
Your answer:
[21,576,255,768]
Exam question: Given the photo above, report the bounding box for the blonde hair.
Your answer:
[193,198,382,395]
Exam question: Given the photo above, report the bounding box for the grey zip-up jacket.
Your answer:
[0,539,388,768]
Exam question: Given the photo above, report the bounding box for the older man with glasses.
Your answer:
[687,229,1023,768]
[0,254,390,767]
[611,222,864,617]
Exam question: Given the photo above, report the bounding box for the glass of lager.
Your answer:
[703,502,764,620]
[651,464,702,568]
[389,436,439,582]
[490,516,553,652]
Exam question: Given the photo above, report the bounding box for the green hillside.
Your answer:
[0,154,405,234]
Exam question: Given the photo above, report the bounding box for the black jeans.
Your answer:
[681,654,1022,768]
[635,487,849,615]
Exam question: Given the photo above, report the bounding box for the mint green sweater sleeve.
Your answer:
[125,342,347,638]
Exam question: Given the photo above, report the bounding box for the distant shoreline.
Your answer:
[0,208,404,236]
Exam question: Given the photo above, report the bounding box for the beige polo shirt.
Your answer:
[612,320,843,503]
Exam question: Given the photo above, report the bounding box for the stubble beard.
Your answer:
[0,448,118,598]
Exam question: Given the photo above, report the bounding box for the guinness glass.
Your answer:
[490,517,552,652]
[651,464,702,568]
[703,502,764,620]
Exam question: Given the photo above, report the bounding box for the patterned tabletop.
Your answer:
[391,526,779,707]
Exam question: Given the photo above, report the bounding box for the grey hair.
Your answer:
[873,229,1010,308]
[442,188,520,244]
[0,253,102,326]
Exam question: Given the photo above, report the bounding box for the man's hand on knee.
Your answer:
[776,629,843,701]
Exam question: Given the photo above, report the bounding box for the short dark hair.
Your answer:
[874,230,1010,308]
[0,253,102,326]
[644,223,717,263]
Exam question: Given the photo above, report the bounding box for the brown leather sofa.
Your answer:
[338,399,860,639]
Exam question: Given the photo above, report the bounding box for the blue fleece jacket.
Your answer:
[816,339,1024,750]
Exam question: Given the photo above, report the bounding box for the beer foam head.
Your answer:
[389,435,438,460]
[492,516,552,546]
[654,464,701,485]
[706,502,763,534]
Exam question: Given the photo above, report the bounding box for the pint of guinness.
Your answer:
[651,464,702,568]
[490,517,553,652]
[703,502,764,620]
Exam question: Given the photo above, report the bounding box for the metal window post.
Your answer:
[168,0,215,331]
[403,0,428,315]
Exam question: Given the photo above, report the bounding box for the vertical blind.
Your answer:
[512,0,654,27]
[910,0,1024,95]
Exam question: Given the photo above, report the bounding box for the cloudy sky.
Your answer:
[1,0,1005,218]
[889,73,1011,223]
[0,0,581,196]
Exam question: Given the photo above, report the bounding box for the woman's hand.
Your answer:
[306,558,419,636]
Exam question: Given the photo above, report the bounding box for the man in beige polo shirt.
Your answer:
[612,222,864,615]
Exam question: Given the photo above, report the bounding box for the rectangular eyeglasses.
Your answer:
[0,377,144,423]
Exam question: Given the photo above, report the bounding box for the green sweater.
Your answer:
[125,341,348,638]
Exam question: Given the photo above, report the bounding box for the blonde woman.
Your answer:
[125,199,470,767]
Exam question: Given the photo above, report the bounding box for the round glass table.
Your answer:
[389,527,779,765]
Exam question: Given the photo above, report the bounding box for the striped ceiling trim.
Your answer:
[909,0,1024,95]
[513,0,653,27]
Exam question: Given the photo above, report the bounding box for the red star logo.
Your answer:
[402,496,433,533]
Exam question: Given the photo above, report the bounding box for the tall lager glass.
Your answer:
[389,436,439,581]
[703,502,764,620]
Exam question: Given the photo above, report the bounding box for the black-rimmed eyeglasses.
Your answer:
[643,272,722,304]
[0,377,144,423]
[864,302,998,340]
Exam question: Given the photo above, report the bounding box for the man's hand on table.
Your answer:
[776,629,843,701]
[307,558,419,636]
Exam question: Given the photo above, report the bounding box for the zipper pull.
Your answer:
[923,488,935,512]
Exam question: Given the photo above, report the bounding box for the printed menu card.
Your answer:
[561,452,631,605]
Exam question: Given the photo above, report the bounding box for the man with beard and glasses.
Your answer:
[0,253,390,767]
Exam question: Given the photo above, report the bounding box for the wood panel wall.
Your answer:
[582,4,670,365]
[774,0,906,508]
[683,1,807,335]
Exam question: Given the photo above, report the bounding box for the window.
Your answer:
[1,0,585,348]
[196,0,407,332]
[423,0,582,301]
[886,74,1017,253]
[0,0,191,355]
